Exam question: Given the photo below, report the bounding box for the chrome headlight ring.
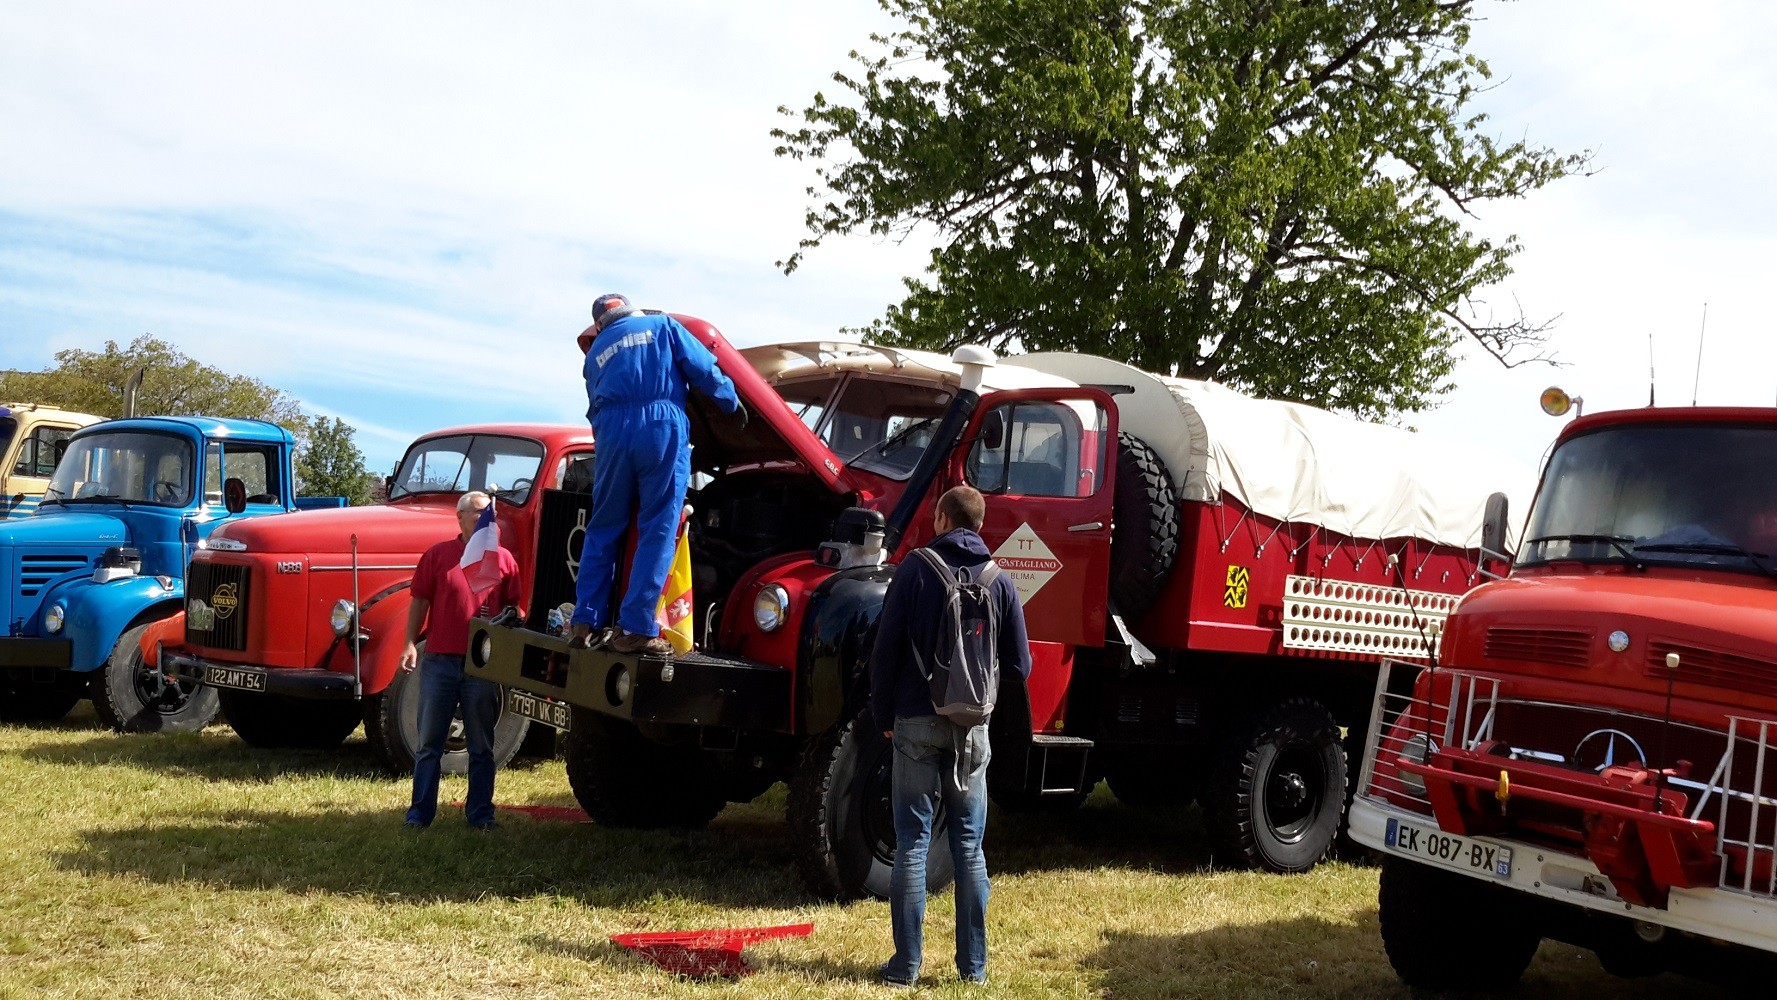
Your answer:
[752,583,790,633]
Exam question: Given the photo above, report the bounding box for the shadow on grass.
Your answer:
[1085,917,1742,1000]
[53,801,808,910]
[8,727,392,783]
[992,788,1220,877]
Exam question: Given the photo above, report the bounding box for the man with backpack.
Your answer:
[869,485,1032,987]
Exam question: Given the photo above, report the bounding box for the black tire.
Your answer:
[91,622,219,733]
[0,675,84,723]
[1204,697,1346,873]
[562,708,726,828]
[1102,748,1201,810]
[219,689,361,748]
[787,710,955,901]
[1379,857,1541,989]
[364,656,529,776]
[1109,433,1179,621]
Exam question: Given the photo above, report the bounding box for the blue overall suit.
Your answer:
[573,312,739,637]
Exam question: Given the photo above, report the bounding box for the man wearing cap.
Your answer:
[571,294,742,655]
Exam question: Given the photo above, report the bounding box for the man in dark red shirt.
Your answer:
[401,490,523,829]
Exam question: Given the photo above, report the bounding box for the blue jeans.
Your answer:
[405,652,500,828]
[886,715,992,984]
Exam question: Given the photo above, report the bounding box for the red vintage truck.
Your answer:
[466,316,1520,900]
[163,423,593,772]
[1351,398,1777,989]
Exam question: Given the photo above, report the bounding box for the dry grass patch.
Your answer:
[0,707,1728,998]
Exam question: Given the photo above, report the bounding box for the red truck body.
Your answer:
[1352,405,1777,988]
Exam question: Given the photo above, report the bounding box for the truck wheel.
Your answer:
[562,709,726,828]
[0,676,84,723]
[365,659,529,776]
[787,710,955,901]
[219,690,361,748]
[1110,433,1179,621]
[91,622,219,733]
[1204,697,1345,873]
[1379,857,1541,989]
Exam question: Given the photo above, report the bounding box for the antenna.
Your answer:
[1648,331,1656,406]
[1691,303,1708,407]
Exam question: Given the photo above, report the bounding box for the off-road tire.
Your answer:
[1378,857,1541,989]
[91,622,219,733]
[1110,433,1179,621]
[1204,697,1346,873]
[788,709,955,901]
[0,676,84,723]
[563,708,726,828]
[364,656,530,776]
[220,689,361,748]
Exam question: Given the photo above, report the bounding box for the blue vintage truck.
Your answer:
[0,415,339,729]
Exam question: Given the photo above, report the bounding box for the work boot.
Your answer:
[567,622,599,650]
[609,630,673,656]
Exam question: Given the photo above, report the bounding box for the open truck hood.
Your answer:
[579,316,855,494]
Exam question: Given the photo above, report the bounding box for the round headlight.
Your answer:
[608,664,633,706]
[44,604,66,634]
[753,583,790,633]
[1397,733,1438,799]
[329,599,357,637]
[475,632,493,667]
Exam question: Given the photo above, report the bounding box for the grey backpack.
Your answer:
[911,547,1003,728]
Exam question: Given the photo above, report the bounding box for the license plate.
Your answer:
[1386,817,1512,878]
[506,688,571,730]
[205,666,267,693]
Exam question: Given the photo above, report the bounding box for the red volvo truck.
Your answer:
[164,423,593,772]
[1352,400,1777,989]
[468,318,1518,899]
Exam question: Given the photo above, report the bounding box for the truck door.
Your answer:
[950,389,1116,648]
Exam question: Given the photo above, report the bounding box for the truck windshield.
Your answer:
[42,431,195,507]
[389,434,545,503]
[0,417,15,462]
[824,380,954,480]
[1520,423,1777,575]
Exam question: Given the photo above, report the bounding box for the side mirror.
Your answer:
[223,478,247,515]
[1481,492,1511,560]
[980,409,1006,451]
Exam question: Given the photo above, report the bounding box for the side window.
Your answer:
[967,401,1108,498]
[560,452,596,493]
[11,425,77,477]
[227,445,278,503]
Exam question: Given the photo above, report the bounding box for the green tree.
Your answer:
[294,416,377,505]
[0,334,308,427]
[775,0,1589,417]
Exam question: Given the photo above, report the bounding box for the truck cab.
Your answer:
[0,416,316,729]
[1350,406,1777,989]
[0,402,103,519]
[163,424,595,772]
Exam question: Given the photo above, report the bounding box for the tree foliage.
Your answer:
[0,334,308,427]
[775,0,1589,417]
[295,416,377,505]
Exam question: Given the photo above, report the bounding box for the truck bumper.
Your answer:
[464,620,792,732]
[0,638,73,671]
[1351,796,1777,955]
[162,650,359,699]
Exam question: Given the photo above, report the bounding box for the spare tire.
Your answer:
[1110,432,1179,621]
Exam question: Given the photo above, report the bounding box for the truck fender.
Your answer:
[60,576,184,673]
[795,565,895,735]
[346,583,416,696]
[135,611,186,670]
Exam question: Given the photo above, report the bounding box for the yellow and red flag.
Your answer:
[655,508,695,654]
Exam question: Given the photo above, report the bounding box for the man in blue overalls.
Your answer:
[571,293,741,655]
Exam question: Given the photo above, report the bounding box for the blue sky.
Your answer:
[4,1,1776,480]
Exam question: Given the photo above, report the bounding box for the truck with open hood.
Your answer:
[464,315,1520,900]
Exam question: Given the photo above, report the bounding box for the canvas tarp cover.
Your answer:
[1008,353,1528,551]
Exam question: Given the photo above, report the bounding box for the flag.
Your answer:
[459,499,503,599]
[655,507,695,654]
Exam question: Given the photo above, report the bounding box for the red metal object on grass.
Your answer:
[611,922,814,978]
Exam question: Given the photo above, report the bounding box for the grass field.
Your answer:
[0,708,1730,999]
